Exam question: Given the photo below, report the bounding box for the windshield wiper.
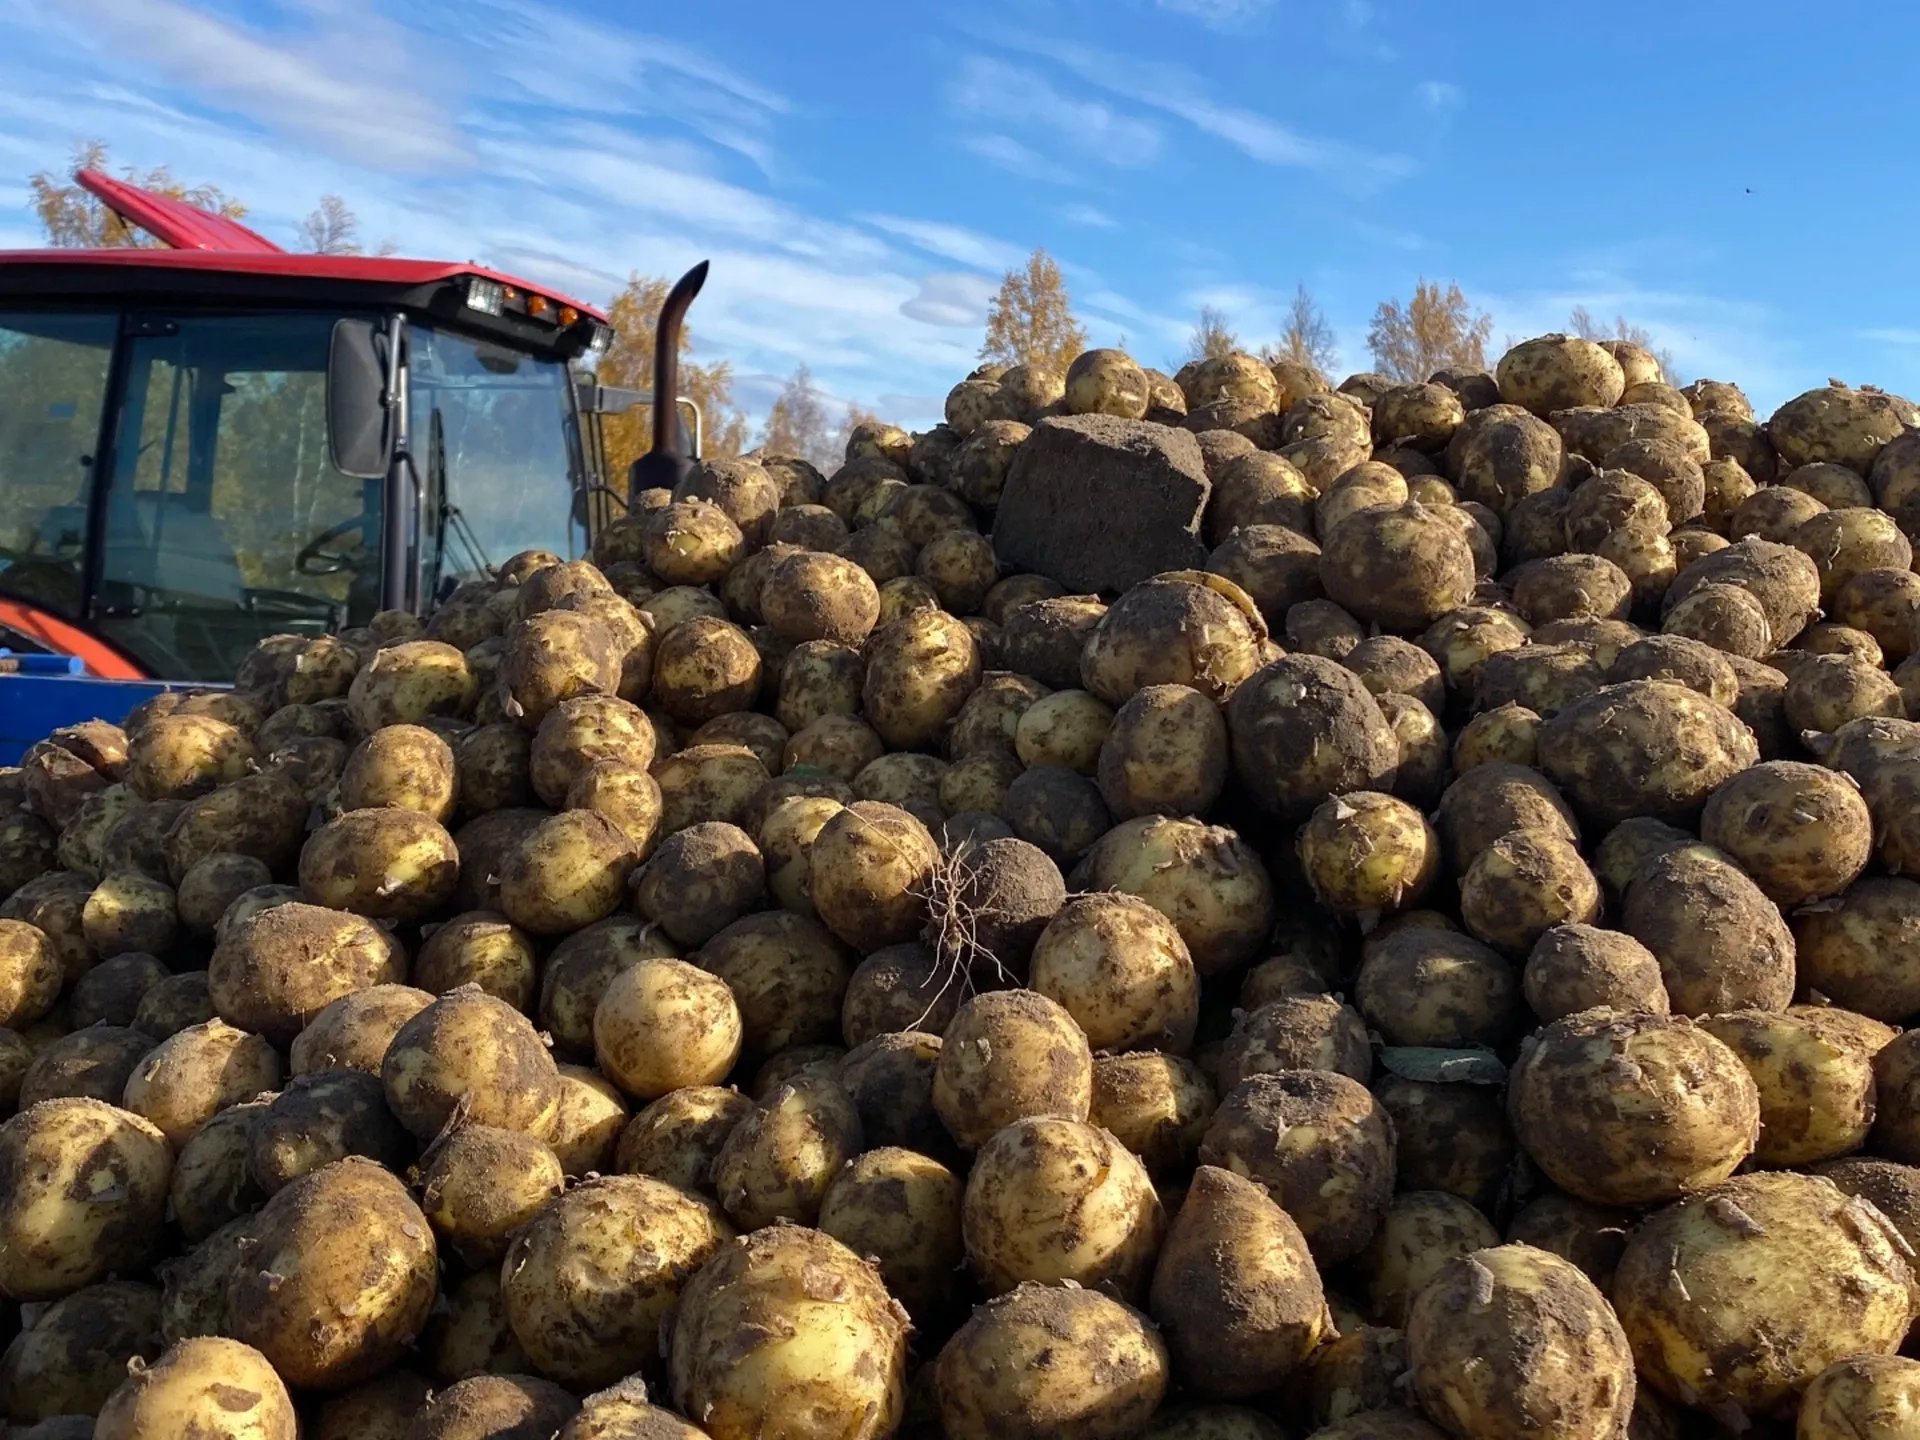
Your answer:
[428,406,494,581]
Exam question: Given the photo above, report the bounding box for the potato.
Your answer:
[343,640,477,733]
[1811,1157,1920,1260]
[1227,655,1399,821]
[593,956,743,1101]
[695,910,851,1058]
[713,1071,864,1228]
[407,1373,579,1440]
[1798,1355,1920,1440]
[1078,815,1274,977]
[1699,1006,1894,1167]
[0,1279,161,1421]
[1089,1052,1215,1178]
[934,989,1092,1148]
[289,983,433,1076]
[248,1068,411,1193]
[863,607,981,750]
[122,1018,280,1147]
[0,919,61,1030]
[1623,842,1795,1015]
[939,747,1022,814]
[528,693,655,808]
[1794,877,1920,1022]
[410,910,533,1010]
[1453,411,1565,520]
[535,917,679,1060]
[818,1146,963,1320]
[1199,1070,1395,1265]
[1662,580,1773,657]
[532,1064,622,1178]
[1787,651,1906,734]
[1771,381,1909,474]
[784,714,884,783]
[1697,760,1870,907]
[1063,348,1150,417]
[1522,923,1669,1021]
[1299,1326,1412,1431]
[653,743,769,835]
[997,764,1103,862]
[758,550,881,647]
[1349,1191,1500,1330]
[1508,1009,1759,1206]
[1458,827,1600,956]
[962,1114,1162,1298]
[1356,925,1519,1048]
[1535,678,1757,830]
[298,807,459,923]
[773,639,864,733]
[167,1097,269,1242]
[758,793,844,919]
[383,988,560,1140]
[416,1264,525,1382]
[498,809,637,936]
[448,808,544,913]
[934,1282,1168,1440]
[1503,1191,1632,1292]
[1498,336,1625,414]
[1204,453,1315,544]
[1320,503,1478,634]
[211,901,403,1045]
[125,714,256,802]
[651,616,762,726]
[1451,702,1540,772]
[614,1084,750,1193]
[628,820,763,948]
[668,1225,909,1440]
[1000,596,1108,690]
[1614,1171,1914,1420]
[1024,893,1197,1053]
[93,1336,296,1440]
[309,1368,434,1440]
[1298,791,1439,916]
[643,497,744,586]
[1082,577,1263,708]
[1406,1243,1634,1440]
[1664,533,1823,647]
[501,1173,730,1387]
[1146,1166,1331,1405]
[833,1032,943,1158]
[1218,995,1371,1089]
[1009,691,1109,776]
[638,584,726,633]
[841,942,958,1045]
[17,1023,152,1106]
[806,800,938,954]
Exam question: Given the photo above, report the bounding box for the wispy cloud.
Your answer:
[1061,203,1119,228]
[963,133,1081,185]
[859,215,1026,273]
[1416,81,1463,113]
[21,0,467,171]
[950,55,1164,166]
[1862,328,1920,347]
[987,34,1411,182]
[901,273,1001,328]
[1154,0,1275,30]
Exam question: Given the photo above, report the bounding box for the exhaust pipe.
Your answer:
[628,260,709,496]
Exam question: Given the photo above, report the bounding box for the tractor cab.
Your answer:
[0,170,693,685]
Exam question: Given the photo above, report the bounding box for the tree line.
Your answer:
[20,142,1681,492]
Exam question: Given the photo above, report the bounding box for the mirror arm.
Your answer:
[379,313,414,615]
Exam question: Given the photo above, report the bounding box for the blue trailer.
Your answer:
[0,653,199,765]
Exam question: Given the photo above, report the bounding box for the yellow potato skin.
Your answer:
[94,1336,297,1440]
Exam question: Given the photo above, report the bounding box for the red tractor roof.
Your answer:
[0,170,608,348]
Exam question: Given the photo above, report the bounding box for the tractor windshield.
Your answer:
[409,324,584,599]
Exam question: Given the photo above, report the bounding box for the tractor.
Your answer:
[0,168,705,758]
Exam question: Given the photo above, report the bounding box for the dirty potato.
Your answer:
[933,989,1093,1149]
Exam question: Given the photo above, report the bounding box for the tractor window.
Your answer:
[411,324,584,596]
[0,311,116,617]
[94,313,379,680]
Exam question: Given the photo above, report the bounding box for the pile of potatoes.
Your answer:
[10,337,1920,1440]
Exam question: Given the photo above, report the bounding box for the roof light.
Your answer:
[587,324,614,357]
[559,305,580,327]
[465,276,505,316]
[527,294,551,319]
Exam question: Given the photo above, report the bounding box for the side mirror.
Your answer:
[327,319,394,479]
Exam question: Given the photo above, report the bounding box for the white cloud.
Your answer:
[1862,329,1920,347]
[19,0,467,171]
[1154,0,1275,29]
[1061,203,1118,228]
[859,216,1025,273]
[950,55,1163,166]
[1416,81,1463,113]
[988,34,1411,182]
[901,273,1001,328]
[962,133,1081,185]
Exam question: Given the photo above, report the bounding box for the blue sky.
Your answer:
[3,0,1918,432]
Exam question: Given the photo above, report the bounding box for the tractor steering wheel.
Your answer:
[296,517,369,576]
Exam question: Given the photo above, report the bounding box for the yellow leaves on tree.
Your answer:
[1186,305,1238,363]
[596,273,749,494]
[1367,279,1494,383]
[981,248,1087,376]
[30,141,248,249]
[1267,284,1341,377]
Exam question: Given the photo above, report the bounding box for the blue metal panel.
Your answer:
[0,666,197,765]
